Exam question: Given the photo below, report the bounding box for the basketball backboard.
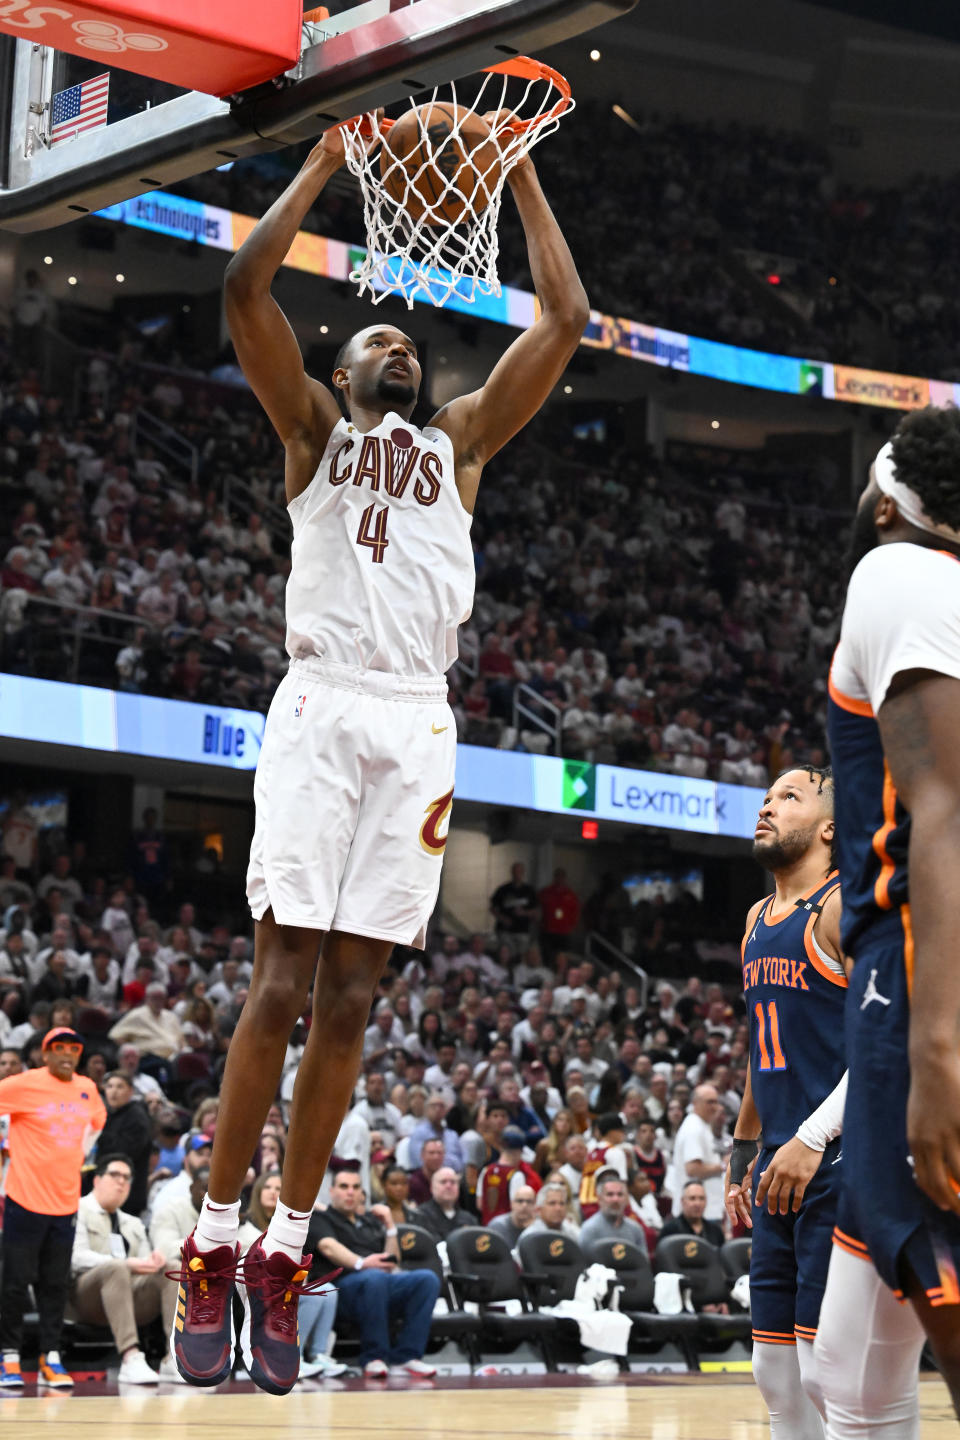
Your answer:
[0,0,636,232]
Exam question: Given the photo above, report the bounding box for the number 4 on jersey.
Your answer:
[357,503,389,563]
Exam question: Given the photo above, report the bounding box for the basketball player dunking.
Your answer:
[170,120,588,1394]
[815,408,960,1436]
[726,768,849,1440]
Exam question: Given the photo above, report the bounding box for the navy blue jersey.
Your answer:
[741,874,847,1147]
[826,678,910,958]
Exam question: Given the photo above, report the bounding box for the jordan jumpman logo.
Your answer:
[860,969,892,1011]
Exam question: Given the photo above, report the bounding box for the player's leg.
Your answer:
[238,927,393,1395]
[751,1157,825,1438]
[753,1342,824,1440]
[796,1339,826,1424]
[815,1244,923,1439]
[173,910,321,1387]
[792,1137,843,1425]
[280,928,394,1212]
[204,910,323,1208]
[902,1262,960,1420]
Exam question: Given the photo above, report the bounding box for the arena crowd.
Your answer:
[0,825,749,1375]
[0,312,845,786]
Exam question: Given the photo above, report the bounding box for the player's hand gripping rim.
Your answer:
[309,109,385,167]
[754,1136,823,1216]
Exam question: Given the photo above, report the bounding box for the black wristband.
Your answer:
[730,1137,760,1187]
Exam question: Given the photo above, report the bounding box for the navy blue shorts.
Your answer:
[749,1136,842,1344]
[838,925,960,1307]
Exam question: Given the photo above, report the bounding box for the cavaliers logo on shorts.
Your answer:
[419,787,454,856]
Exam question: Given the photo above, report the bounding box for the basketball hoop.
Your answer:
[339,57,573,309]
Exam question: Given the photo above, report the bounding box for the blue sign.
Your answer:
[0,674,762,838]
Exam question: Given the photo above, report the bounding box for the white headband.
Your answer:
[873,441,960,544]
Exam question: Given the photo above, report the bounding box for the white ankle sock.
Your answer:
[262,1201,311,1265]
[45,1351,61,1366]
[3,1352,19,1364]
[195,1194,241,1252]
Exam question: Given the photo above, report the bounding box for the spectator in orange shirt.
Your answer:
[0,1026,106,1391]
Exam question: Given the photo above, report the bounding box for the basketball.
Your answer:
[379,102,502,225]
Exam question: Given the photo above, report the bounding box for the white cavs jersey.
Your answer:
[284,410,475,677]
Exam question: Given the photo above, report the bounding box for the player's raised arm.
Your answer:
[878,670,960,1215]
[224,131,349,499]
[431,158,589,510]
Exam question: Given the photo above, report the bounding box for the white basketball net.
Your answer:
[340,58,573,309]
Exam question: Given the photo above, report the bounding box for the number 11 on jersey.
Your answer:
[755,999,787,1071]
[357,503,389,563]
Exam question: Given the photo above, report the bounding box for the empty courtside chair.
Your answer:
[654,1235,752,1344]
[396,1225,482,1359]
[585,1237,700,1364]
[720,1238,752,1284]
[445,1227,558,1369]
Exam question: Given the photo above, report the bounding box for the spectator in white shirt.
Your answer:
[453,934,506,986]
[667,1084,726,1221]
[136,571,178,628]
[235,513,273,560]
[42,554,89,607]
[558,1134,587,1203]
[206,959,245,1011]
[564,1034,608,1087]
[121,930,166,987]
[201,507,236,551]
[511,1006,546,1060]
[363,1004,405,1072]
[109,984,184,1062]
[423,1039,458,1103]
[351,1071,403,1153]
[33,922,82,981]
[36,856,84,919]
[78,945,122,1011]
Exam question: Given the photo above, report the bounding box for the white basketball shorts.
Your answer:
[246,656,456,947]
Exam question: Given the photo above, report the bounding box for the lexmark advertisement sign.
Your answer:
[530,757,762,839]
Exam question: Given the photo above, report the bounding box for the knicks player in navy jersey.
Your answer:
[171,121,588,1393]
[816,407,960,1437]
[726,767,849,1440]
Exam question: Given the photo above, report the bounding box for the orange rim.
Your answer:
[338,56,572,138]
[481,56,573,132]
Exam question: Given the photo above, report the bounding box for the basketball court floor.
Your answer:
[2,1372,954,1439]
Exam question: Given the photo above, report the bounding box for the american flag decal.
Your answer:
[50,73,110,147]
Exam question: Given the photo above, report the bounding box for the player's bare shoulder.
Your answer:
[427,397,483,514]
[815,883,846,969]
